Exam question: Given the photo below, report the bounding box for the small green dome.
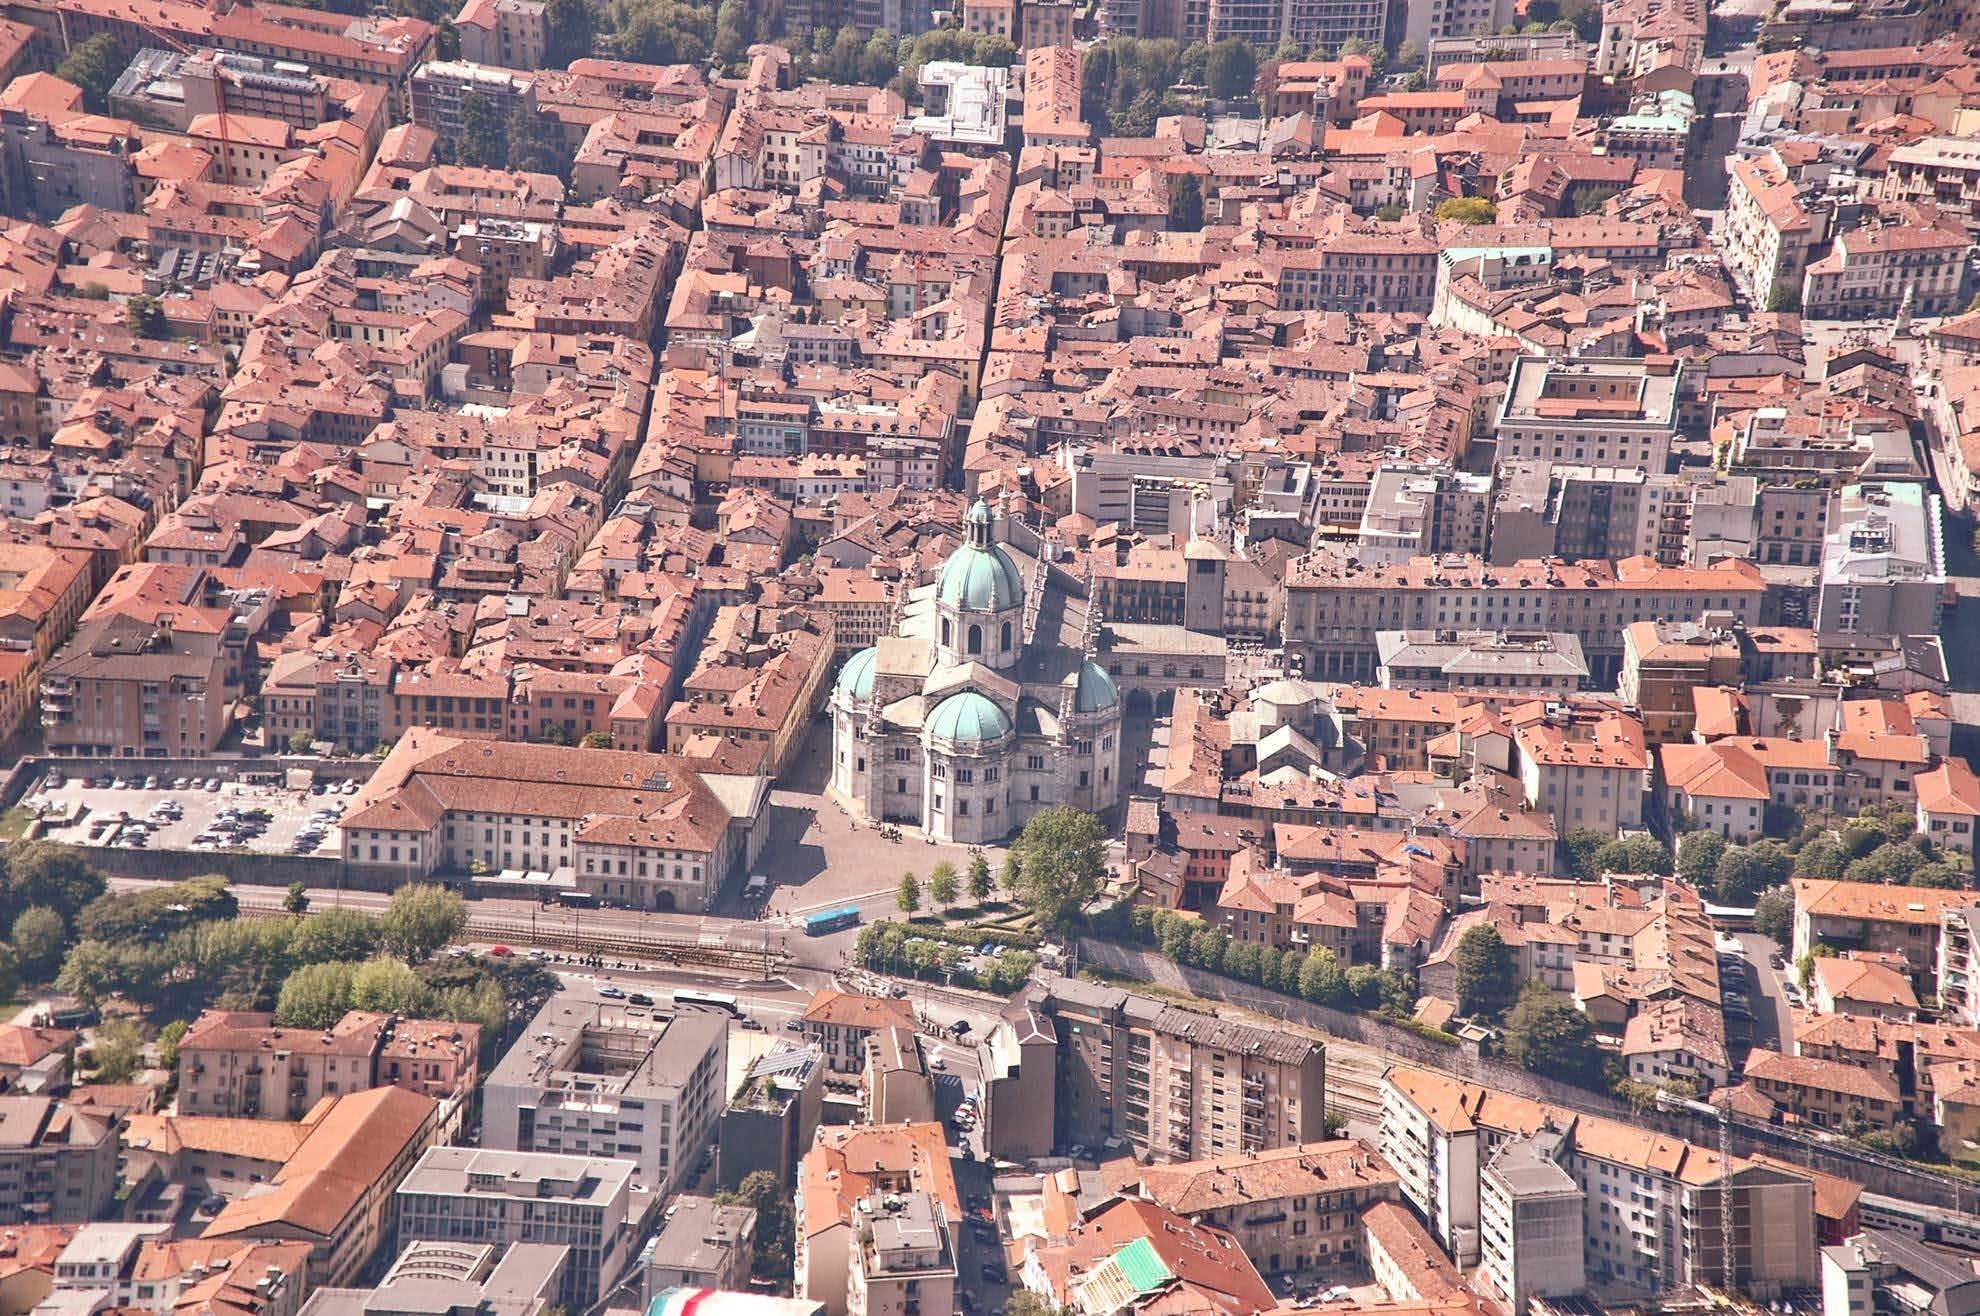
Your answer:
[1074,660,1119,713]
[926,690,1012,743]
[936,542,1024,613]
[836,647,877,700]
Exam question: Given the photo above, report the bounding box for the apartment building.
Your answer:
[1100,0,1387,57]
[483,997,726,1201]
[863,1027,936,1126]
[341,729,770,913]
[0,1098,116,1225]
[1380,1067,1818,1296]
[454,0,546,68]
[408,60,534,140]
[41,601,252,758]
[1916,761,1980,857]
[1377,630,1588,697]
[1619,620,1742,744]
[1739,1049,1904,1132]
[664,605,833,776]
[1039,980,1326,1164]
[50,1227,309,1316]
[1480,1129,1586,1316]
[1509,704,1650,834]
[1489,463,1709,566]
[177,1011,387,1121]
[1882,137,1980,234]
[846,1192,955,1316]
[975,1010,1056,1163]
[1802,211,1969,318]
[717,1043,825,1192]
[1724,150,1826,306]
[1285,553,1766,684]
[644,1195,756,1294]
[1494,356,1682,472]
[1355,465,1492,565]
[1132,1140,1401,1279]
[795,1123,958,1316]
[203,1087,445,1289]
[1815,482,1947,638]
[395,1148,637,1310]
[1793,878,1968,994]
[797,990,916,1077]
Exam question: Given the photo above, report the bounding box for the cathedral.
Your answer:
[829,501,1124,844]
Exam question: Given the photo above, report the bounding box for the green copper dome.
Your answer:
[1074,660,1119,713]
[836,646,877,700]
[936,541,1024,612]
[926,690,1012,742]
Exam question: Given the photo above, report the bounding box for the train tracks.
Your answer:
[238,903,790,978]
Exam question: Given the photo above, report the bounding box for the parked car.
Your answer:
[627,992,655,1006]
[598,985,627,1000]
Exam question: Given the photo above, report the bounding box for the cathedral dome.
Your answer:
[836,647,877,700]
[926,690,1013,743]
[1074,660,1119,713]
[936,540,1024,613]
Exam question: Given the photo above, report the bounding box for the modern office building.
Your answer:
[483,998,725,1201]
[395,1148,638,1310]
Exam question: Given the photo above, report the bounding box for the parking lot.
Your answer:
[29,769,359,857]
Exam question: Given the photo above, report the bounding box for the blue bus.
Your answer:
[804,905,861,936]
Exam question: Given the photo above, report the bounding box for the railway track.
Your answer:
[239,904,789,977]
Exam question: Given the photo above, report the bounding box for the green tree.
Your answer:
[1573,185,1619,215]
[275,960,356,1028]
[1765,286,1801,313]
[1298,947,1350,1007]
[55,34,120,113]
[0,942,18,1006]
[1752,886,1794,946]
[77,876,235,945]
[1204,37,1257,98]
[379,885,465,963]
[544,0,596,64]
[55,940,119,1008]
[580,731,612,749]
[1745,839,1795,888]
[897,872,922,917]
[88,1017,145,1083]
[457,90,506,167]
[123,295,167,338]
[5,842,105,926]
[1435,196,1498,224]
[509,106,574,181]
[1006,807,1107,929]
[349,957,434,1015]
[1454,924,1516,1020]
[1168,173,1205,232]
[1714,848,1764,905]
[1677,831,1727,885]
[1562,827,1605,880]
[928,861,958,909]
[286,732,314,754]
[1004,1295,1075,1316]
[10,906,66,983]
[284,882,311,917]
[1502,982,1599,1084]
[156,1018,188,1072]
[966,853,992,904]
[1593,834,1672,875]
[290,909,383,965]
[1795,835,1848,878]
[719,1169,794,1282]
[1374,203,1405,220]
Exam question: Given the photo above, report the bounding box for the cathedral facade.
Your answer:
[829,501,1123,845]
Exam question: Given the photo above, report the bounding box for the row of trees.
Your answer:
[894,853,994,915]
[1105,903,1417,1019]
[853,921,1038,994]
[453,93,576,180]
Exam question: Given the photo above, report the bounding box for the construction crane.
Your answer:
[136,25,237,188]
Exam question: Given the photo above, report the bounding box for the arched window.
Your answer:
[941,618,952,647]
[967,625,982,654]
[1000,621,1012,650]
